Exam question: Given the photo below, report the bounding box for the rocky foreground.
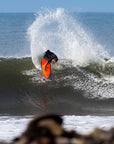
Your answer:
[0,114,114,144]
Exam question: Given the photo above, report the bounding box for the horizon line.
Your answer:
[0,11,114,13]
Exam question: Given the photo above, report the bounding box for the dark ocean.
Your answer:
[0,9,114,116]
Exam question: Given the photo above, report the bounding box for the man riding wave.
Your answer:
[42,50,58,70]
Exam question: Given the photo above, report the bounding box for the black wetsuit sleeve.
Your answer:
[48,53,58,63]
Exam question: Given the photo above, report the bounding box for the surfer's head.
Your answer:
[53,57,58,63]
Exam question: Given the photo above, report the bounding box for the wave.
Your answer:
[0,57,114,115]
[28,8,110,69]
[0,11,114,115]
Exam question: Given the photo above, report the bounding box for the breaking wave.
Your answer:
[0,10,114,115]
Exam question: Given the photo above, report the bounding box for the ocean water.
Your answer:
[0,9,114,142]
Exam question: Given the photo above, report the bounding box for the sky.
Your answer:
[0,0,114,13]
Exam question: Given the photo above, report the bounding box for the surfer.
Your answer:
[42,50,58,69]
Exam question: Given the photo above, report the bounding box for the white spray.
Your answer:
[28,8,109,69]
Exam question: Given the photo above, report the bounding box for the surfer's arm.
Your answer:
[45,61,51,70]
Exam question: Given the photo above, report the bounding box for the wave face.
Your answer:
[0,58,114,115]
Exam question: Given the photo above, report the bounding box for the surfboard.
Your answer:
[41,59,51,79]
